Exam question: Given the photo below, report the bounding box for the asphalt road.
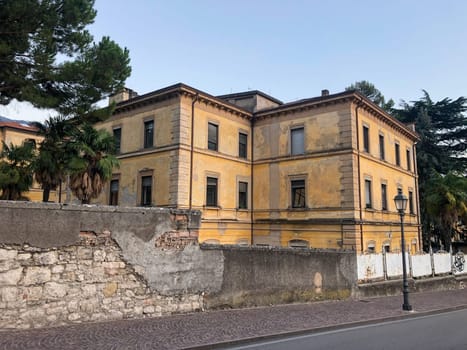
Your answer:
[227,309,467,350]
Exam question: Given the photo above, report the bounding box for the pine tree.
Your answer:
[0,0,131,117]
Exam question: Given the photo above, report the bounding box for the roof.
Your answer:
[0,120,38,133]
[111,83,419,141]
[112,83,253,119]
[216,90,283,105]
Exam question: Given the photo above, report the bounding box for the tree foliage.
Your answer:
[424,172,467,249]
[0,141,35,200]
[392,91,467,249]
[32,116,76,201]
[394,91,467,176]
[0,0,131,118]
[346,80,395,111]
[67,123,119,204]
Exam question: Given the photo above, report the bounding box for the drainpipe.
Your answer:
[355,98,364,252]
[412,142,422,252]
[189,94,199,211]
[250,117,255,246]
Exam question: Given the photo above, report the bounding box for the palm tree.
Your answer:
[68,123,119,204]
[425,172,467,249]
[0,141,35,200]
[32,116,76,202]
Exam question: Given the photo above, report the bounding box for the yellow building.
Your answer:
[95,84,420,253]
[0,119,56,202]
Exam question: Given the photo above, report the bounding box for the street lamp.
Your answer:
[394,189,412,311]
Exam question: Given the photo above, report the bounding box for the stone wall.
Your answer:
[0,232,202,329]
[0,202,358,330]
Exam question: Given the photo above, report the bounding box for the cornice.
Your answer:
[254,91,419,142]
[354,95,420,142]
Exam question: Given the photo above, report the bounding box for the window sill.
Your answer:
[287,207,309,211]
[204,205,222,209]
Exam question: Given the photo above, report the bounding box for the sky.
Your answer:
[2,0,467,122]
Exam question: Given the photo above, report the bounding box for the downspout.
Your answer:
[250,117,255,246]
[413,142,422,251]
[355,98,364,252]
[189,94,199,211]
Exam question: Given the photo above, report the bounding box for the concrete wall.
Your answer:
[0,202,359,329]
[202,245,357,309]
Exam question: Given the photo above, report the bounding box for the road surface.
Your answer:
[227,309,467,350]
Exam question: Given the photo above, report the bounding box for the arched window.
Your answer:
[288,239,309,249]
[367,240,376,253]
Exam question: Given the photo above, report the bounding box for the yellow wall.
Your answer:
[355,104,420,252]
[93,87,420,253]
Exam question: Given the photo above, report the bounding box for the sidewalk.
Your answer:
[1,288,467,350]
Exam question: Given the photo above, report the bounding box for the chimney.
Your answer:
[109,88,138,105]
[321,89,329,96]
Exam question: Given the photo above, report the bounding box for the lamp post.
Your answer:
[394,189,412,311]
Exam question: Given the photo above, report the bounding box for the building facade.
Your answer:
[95,84,420,253]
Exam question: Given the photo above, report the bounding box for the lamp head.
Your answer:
[394,189,408,213]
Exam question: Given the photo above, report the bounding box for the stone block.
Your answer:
[103,282,118,297]
[68,313,81,321]
[68,300,79,312]
[24,286,43,301]
[44,282,67,299]
[34,251,58,265]
[0,248,17,261]
[17,253,32,261]
[51,265,65,274]
[93,250,106,262]
[81,284,97,297]
[143,306,155,314]
[1,286,19,302]
[102,262,125,269]
[77,247,92,260]
[23,267,51,285]
[21,308,45,320]
[65,264,77,272]
[134,306,143,315]
[0,268,23,286]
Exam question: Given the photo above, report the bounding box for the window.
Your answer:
[291,127,304,155]
[109,179,119,205]
[409,190,414,214]
[239,132,247,159]
[291,179,306,208]
[238,181,248,209]
[381,183,388,211]
[144,120,154,148]
[141,176,152,206]
[206,177,218,206]
[365,179,372,209]
[23,138,36,148]
[288,239,309,249]
[379,134,385,160]
[113,128,121,154]
[395,143,400,166]
[367,241,376,253]
[208,123,218,151]
[406,149,411,171]
[363,125,370,152]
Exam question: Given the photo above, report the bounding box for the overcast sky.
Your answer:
[2,0,467,122]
